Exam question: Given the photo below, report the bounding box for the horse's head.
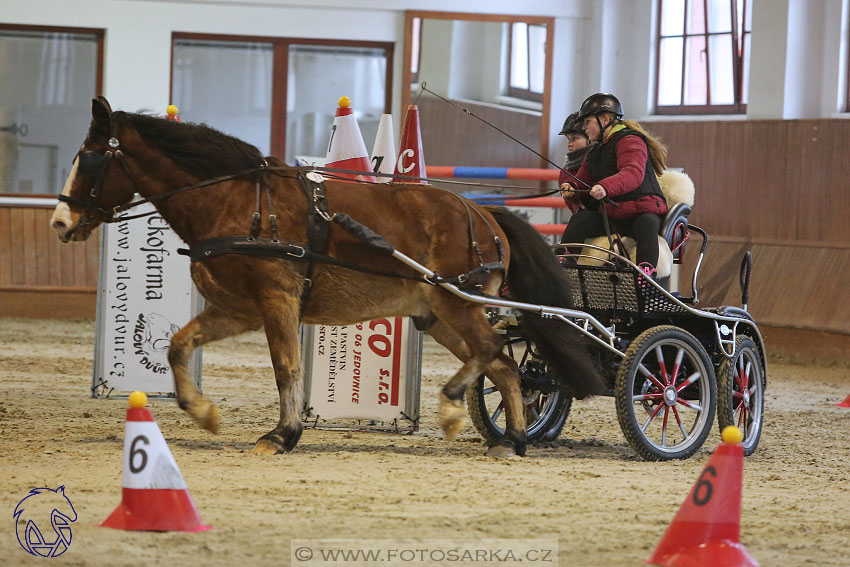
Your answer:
[50,96,139,242]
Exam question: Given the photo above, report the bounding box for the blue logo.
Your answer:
[13,486,77,557]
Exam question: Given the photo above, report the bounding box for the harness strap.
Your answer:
[177,234,504,290]
[296,171,333,311]
[177,236,421,281]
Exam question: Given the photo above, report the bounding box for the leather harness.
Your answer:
[176,171,505,312]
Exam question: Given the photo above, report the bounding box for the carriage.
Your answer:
[467,217,766,461]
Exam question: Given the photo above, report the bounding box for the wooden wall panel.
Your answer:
[0,205,99,299]
[681,240,850,334]
[419,95,542,169]
[643,119,850,245]
[0,208,10,287]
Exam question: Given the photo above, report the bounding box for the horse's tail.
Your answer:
[486,206,607,399]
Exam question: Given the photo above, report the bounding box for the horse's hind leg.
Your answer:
[428,321,527,457]
[168,304,261,433]
[252,293,304,455]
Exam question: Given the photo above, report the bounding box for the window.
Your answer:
[0,24,104,196]
[410,17,422,84]
[847,12,850,112]
[656,0,751,114]
[172,34,391,164]
[507,22,546,102]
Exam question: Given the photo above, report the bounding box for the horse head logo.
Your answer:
[13,486,77,557]
[145,313,180,354]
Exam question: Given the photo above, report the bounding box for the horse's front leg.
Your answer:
[252,292,304,455]
[168,304,261,433]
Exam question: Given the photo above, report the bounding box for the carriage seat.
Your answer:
[576,170,695,278]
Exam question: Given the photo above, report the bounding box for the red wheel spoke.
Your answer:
[676,371,701,393]
[638,363,666,391]
[632,393,663,402]
[676,398,703,412]
[655,346,670,385]
[671,406,688,438]
[641,401,666,432]
[661,406,670,446]
[670,347,685,387]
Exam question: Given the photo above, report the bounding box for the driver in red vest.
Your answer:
[559,93,669,280]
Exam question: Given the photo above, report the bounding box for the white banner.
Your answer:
[302,317,420,423]
[93,204,201,395]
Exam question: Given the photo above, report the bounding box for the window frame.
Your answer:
[654,0,750,115]
[170,32,393,159]
[0,23,105,198]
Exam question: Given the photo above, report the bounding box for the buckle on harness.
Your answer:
[287,245,306,258]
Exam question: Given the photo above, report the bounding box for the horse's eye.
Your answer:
[77,151,105,176]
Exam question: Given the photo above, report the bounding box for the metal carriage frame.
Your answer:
[390,225,767,461]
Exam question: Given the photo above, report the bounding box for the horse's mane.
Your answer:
[110,112,265,178]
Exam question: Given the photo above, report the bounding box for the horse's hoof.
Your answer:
[191,400,219,434]
[251,439,280,455]
[438,393,466,441]
[486,445,516,459]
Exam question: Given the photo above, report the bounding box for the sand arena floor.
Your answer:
[1,317,849,566]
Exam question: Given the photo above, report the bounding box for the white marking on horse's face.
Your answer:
[50,158,81,242]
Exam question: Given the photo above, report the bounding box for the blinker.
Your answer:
[78,151,106,176]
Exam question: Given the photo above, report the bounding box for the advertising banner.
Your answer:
[302,317,421,426]
[92,204,202,395]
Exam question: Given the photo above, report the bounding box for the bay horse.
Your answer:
[50,97,605,457]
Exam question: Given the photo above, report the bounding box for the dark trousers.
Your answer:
[560,210,662,266]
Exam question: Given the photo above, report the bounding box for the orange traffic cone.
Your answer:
[646,426,758,567]
[394,105,426,183]
[836,393,850,407]
[325,96,375,182]
[165,104,181,122]
[101,392,211,532]
[370,113,396,183]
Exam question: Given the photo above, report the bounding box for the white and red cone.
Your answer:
[370,113,396,183]
[646,426,758,567]
[101,392,210,532]
[394,104,426,183]
[325,96,376,182]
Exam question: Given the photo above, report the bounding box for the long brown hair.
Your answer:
[622,119,667,176]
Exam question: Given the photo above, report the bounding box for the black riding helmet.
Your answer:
[576,92,624,121]
[558,111,586,137]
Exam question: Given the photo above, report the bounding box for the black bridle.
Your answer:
[57,133,144,224]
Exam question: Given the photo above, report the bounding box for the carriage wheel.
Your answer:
[615,326,716,461]
[717,337,765,456]
[467,336,571,444]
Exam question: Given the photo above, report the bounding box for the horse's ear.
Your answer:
[91,97,111,135]
[96,95,112,113]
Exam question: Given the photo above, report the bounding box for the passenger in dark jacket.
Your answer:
[557,111,594,215]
